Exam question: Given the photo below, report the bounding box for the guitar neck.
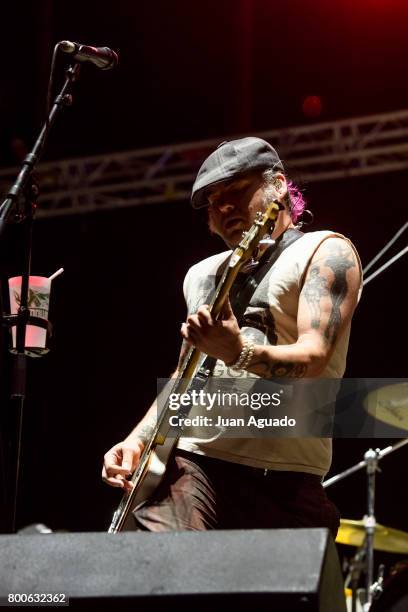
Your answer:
[177,256,241,380]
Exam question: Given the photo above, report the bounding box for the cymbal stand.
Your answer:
[323,439,408,489]
[370,564,385,602]
[344,547,365,612]
[323,439,408,610]
[364,448,378,610]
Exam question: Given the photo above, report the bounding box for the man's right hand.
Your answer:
[102,438,145,492]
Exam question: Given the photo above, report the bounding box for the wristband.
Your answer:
[227,335,255,371]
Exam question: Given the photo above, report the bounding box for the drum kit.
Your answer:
[324,382,408,611]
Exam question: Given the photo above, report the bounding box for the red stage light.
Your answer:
[302,95,323,118]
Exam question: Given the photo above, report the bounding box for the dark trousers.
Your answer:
[133,450,340,536]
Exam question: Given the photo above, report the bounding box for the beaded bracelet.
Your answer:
[227,335,255,371]
[240,341,255,371]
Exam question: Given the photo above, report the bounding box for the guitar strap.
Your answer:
[199,227,304,375]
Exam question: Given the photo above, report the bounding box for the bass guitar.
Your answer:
[108,199,282,532]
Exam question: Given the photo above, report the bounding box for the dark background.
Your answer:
[0,0,407,574]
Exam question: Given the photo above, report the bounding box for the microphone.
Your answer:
[58,40,118,70]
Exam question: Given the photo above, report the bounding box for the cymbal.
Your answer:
[336,519,408,554]
[364,382,408,431]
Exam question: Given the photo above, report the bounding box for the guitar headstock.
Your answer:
[229,199,283,268]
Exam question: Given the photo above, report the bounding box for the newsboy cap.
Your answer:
[191,137,284,209]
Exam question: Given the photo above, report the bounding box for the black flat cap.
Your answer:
[191,137,284,209]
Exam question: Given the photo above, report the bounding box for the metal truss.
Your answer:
[1,108,408,218]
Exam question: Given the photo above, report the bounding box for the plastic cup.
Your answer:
[8,276,51,350]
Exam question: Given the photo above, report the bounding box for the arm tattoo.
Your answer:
[302,265,329,329]
[302,242,356,345]
[249,358,307,379]
[137,419,156,443]
[323,244,355,344]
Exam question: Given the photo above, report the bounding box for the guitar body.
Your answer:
[119,437,177,531]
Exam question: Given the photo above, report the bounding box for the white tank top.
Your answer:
[177,230,362,476]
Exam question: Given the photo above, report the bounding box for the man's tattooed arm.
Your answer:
[135,419,156,444]
[301,265,329,330]
[322,243,356,344]
[247,359,307,379]
[302,241,357,346]
[242,237,361,379]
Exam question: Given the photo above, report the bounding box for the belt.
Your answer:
[176,449,322,483]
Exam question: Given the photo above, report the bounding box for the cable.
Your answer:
[363,221,408,275]
[363,245,408,286]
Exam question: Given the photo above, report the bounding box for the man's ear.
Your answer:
[272,173,288,198]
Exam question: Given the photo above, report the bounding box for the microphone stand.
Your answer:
[0,63,80,533]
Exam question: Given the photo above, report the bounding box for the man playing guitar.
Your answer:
[102,137,362,534]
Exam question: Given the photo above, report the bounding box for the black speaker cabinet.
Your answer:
[0,528,346,611]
